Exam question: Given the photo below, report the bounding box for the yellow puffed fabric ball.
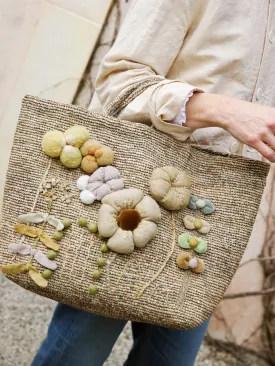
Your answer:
[64,126,90,148]
[41,130,66,158]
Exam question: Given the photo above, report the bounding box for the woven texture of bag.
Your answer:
[0,87,269,329]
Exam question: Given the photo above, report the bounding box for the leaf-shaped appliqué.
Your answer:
[14,224,42,238]
[39,233,59,251]
[1,262,31,275]
[34,251,57,270]
[28,268,48,288]
[17,212,48,224]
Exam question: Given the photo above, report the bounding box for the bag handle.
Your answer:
[106,77,162,118]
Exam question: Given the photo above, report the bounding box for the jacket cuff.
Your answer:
[149,80,204,141]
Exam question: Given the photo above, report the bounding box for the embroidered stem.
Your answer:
[33,159,52,211]
[80,234,93,283]
[106,253,117,290]
[28,187,55,264]
[177,271,190,309]
[113,260,129,290]
[135,212,176,299]
[12,159,52,261]
[69,232,84,279]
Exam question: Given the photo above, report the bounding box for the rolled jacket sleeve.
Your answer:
[95,0,204,141]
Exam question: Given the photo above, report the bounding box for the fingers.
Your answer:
[253,140,275,162]
[266,119,275,134]
[262,130,275,152]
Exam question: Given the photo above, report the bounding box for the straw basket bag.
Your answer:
[0,79,269,329]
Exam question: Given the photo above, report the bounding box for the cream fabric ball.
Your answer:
[77,175,90,191]
[80,190,96,205]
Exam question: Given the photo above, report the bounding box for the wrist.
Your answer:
[185,93,229,130]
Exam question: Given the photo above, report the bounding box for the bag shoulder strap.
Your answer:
[106,77,162,118]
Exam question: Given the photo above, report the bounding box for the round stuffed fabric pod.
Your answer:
[149,166,191,210]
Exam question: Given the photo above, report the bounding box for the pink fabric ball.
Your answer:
[189,258,198,269]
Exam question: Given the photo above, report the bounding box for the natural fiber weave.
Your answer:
[0,94,269,329]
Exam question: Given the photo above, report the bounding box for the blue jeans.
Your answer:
[32,303,210,366]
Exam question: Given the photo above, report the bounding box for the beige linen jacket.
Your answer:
[90,0,275,160]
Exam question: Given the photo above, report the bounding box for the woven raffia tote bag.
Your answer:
[0,78,270,329]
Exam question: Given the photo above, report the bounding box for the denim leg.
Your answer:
[124,318,210,366]
[31,303,126,366]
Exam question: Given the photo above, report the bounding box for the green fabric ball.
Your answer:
[96,257,106,267]
[88,222,98,233]
[78,217,88,227]
[178,233,192,249]
[100,244,109,253]
[92,270,101,280]
[194,239,208,254]
[53,231,63,241]
[88,285,98,294]
[42,269,53,279]
[62,218,72,228]
[47,250,57,259]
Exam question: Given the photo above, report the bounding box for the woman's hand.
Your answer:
[185,93,275,162]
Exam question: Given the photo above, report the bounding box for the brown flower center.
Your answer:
[116,209,141,231]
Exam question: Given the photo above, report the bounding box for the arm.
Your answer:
[96,0,275,162]
[96,0,202,141]
[185,93,275,162]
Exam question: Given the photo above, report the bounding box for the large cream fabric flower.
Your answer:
[97,189,161,254]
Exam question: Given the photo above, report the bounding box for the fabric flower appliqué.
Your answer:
[188,195,215,215]
[77,166,124,205]
[183,215,210,234]
[176,252,205,274]
[80,139,114,174]
[178,233,207,254]
[98,188,161,254]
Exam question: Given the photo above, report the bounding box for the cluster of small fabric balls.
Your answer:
[42,126,89,169]
[188,195,215,214]
[80,139,114,174]
[41,126,114,174]
[176,252,204,274]
[182,215,210,234]
[178,233,207,254]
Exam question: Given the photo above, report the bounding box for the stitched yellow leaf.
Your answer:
[29,268,48,288]
[1,262,31,275]
[14,224,42,238]
[39,233,59,251]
